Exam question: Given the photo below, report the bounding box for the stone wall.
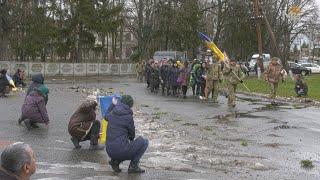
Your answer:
[0,61,136,77]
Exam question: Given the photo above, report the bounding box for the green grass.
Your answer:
[237,74,320,100]
[300,159,314,168]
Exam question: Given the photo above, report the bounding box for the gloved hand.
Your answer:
[240,80,244,83]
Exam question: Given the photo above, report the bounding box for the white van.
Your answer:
[249,54,271,71]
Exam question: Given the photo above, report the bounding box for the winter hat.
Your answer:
[120,95,134,108]
[34,85,49,97]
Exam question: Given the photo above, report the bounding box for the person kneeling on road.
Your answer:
[68,100,104,150]
[295,74,308,97]
[19,86,50,130]
[106,95,149,173]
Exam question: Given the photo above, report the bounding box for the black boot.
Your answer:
[109,159,122,173]
[89,135,104,150]
[18,118,24,125]
[71,137,81,149]
[24,119,32,130]
[30,123,39,128]
[128,163,145,173]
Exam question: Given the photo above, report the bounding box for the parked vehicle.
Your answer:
[249,54,271,71]
[289,62,311,76]
[300,63,320,73]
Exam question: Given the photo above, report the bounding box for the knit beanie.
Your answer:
[120,95,134,108]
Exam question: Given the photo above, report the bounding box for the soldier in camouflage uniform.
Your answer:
[223,59,244,107]
[264,57,285,99]
[136,60,145,83]
[204,58,222,103]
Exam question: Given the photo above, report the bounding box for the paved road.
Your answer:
[0,80,319,179]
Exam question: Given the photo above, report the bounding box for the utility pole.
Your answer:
[252,0,264,76]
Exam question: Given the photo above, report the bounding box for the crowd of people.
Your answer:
[136,56,309,105]
[138,57,246,107]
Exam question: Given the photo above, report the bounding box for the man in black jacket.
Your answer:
[0,69,11,97]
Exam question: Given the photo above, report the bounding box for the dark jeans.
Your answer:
[172,86,178,96]
[182,86,188,97]
[196,83,205,96]
[130,138,149,166]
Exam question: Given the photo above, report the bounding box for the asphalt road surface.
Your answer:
[0,79,319,180]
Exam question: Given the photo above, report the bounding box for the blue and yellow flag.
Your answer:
[198,32,225,61]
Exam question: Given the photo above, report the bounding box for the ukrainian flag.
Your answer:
[198,32,225,61]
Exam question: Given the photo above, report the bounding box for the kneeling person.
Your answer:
[68,100,104,150]
[106,95,149,173]
[295,74,308,97]
[19,86,50,130]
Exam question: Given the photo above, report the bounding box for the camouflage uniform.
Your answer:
[205,63,222,102]
[136,62,145,82]
[264,61,283,99]
[223,63,244,107]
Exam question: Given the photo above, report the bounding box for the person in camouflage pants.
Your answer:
[223,59,244,107]
[204,58,222,103]
[264,57,285,99]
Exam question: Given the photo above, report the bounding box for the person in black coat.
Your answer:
[12,69,26,87]
[105,95,148,173]
[0,69,11,97]
[168,62,180,96]
[145,60,154,88]
[159,60,170,96]
[195,62,207,97]
[150,62,160,93]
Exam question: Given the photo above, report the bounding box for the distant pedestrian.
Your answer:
[195,61,207,98]
[68,100,104,150]
[13,69,26,87]
[145,60,154,88]
[159,59,170,96]
[178,61,189,99]
[223,59,245,108]
[168,61,180,96]
[0,142,36,180]
[295,74,308,97]
[106,95,148,173]
[150,61,160,93]
[264,57,286,99]
[0,69,12,97]
[19,86,50,130]
[189,60,200,96]
[136,60,144,83]
[204,58,222,102]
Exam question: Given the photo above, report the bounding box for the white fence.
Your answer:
[0,61,136,77]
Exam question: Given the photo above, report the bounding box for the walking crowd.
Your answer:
[137,56,308,107]
[138,56,246,108]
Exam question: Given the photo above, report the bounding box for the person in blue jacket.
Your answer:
[105,95,148,173]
